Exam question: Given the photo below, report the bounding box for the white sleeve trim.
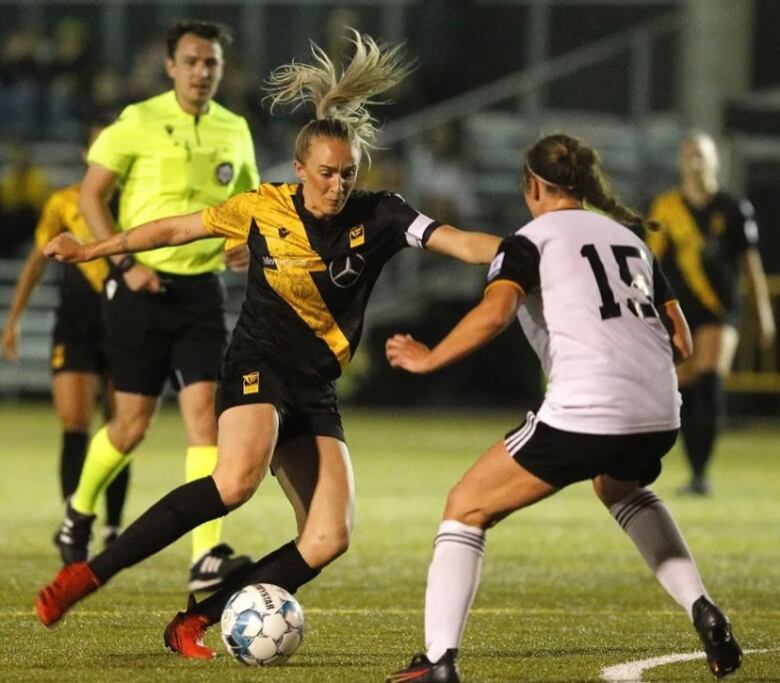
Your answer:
[405,213,435,248]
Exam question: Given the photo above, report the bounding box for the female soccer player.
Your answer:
[648,132,775,495]
[35,32,500,658]
[385,134,743,682]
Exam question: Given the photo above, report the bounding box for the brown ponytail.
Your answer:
[525,134,658,233]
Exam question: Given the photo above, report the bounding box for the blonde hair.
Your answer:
[264,29,412,163]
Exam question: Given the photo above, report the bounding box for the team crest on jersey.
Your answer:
[349,225,365,248]
[710,212,726,236]
[215,162,234,185]
[242,371,260,395]
[329,253,366,288]
[278,227,290,239]
[51,344,65,370]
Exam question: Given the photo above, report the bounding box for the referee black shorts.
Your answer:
[51,284,108,376]
[102,269,227,397]
[504,412,678,488]
[216,358,345,447]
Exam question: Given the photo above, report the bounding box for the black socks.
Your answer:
[680,372,722,478]
[197,541,320,625]
[60,431,88,499]
[89,476,227,583]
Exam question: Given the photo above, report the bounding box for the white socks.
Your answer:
[425,520,486,663]
[610,488,708,619]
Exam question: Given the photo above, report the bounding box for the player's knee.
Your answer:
[107,418,149,453]
[213,469,261,509]
[443,484,492,529]
[301,525,351,566]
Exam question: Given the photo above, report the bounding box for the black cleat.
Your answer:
[386,649,461,683]
[693,596,743,678]
[53,499,95,565]
[187,543,251,592]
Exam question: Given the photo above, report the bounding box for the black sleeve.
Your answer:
[485,234,540,293]
[652,257,675,305]
[374,192,441,251]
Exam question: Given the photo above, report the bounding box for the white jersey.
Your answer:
[486,209,681,434]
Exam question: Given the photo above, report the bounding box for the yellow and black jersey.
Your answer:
[34,184,109,295]
[648,189,757,325]
[203,182,441,383]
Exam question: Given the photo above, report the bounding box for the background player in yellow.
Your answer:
[1,124,129,549]
[55,20,259,592]
[647,132,775,495]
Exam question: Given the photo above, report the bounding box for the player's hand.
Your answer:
[122,263,162,293]
[225,243,250,272]
[42,233,87,263]
[385,333,432,373]
[1,325,19,361]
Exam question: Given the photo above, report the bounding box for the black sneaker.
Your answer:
[187,543,251,592]
[386,649,461,683]
[53,499,95,565]
[692,596,743,678]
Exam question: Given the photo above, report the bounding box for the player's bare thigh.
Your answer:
[676,323,739,384]
[273,436,355,569]
[443,439,558,529]
[212,403,279,509]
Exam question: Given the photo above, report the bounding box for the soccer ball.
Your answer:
[220,583,304,666]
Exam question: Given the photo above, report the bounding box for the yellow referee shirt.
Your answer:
[88,90,259,274]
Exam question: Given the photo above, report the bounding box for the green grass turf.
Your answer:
[1,402,778,682]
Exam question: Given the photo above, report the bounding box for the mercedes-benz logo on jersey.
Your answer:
[215,162,234,185]
[329,253,365,288]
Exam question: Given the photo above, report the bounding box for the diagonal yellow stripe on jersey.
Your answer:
[258,188,351,369]
[653,191,724,316]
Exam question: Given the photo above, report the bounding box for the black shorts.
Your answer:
[216,358,345,446]
[102,269,227,396]
[51,287,108,376]
[678,294,739,332]
[504,412,678,488]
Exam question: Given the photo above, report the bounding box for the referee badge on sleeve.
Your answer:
[242,371,260,395]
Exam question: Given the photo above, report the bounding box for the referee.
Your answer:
[54,20,259,592]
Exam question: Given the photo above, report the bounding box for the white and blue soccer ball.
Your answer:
[220,583,304,666]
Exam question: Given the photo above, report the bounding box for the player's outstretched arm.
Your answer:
[386,281,523,374]
[43,211,208,264]
[425,224,501,265]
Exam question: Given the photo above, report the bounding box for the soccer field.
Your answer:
[1,402,778,682]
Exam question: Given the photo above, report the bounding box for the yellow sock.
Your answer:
[71,427,128,515]
[186,445,222,562]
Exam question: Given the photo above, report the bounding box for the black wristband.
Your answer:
[116,255,135,273]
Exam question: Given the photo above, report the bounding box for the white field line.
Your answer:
[602,648,778,682]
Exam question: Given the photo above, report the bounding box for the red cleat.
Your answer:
[163,595,216,660]
[36,562,101,627]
